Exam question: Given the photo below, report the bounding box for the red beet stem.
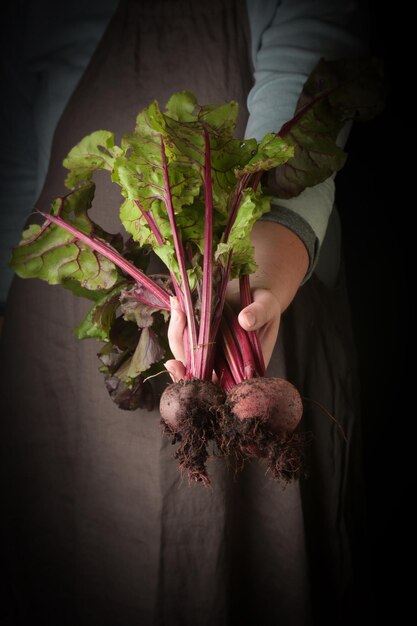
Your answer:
[38,211,170,309]
[239,275,265,377]
[160,135,198,373]
[195,127,214,380]
[223,302,256,380]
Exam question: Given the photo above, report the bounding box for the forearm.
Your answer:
[229,220,309,313]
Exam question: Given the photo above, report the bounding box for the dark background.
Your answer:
[337,1,413,621]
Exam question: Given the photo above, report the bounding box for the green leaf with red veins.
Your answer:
[10,183,121,291]
[301,57,385,121]
[237,133,294,175]
[269,57,385,198]
[105,371,155,411]
[119,285,170,324]
[75,283,128,341]
[119,198,158,246]
[120,294,161,328]
[214,189,271,278]
[98,341,155,411]
[163,101,258,215]
[126,327,165,378]
[164,90,199,121]
[199,101,240,135]
[92,290,168,399]
[114,144,200,213]
[63,130,124,189]
[62,280,105,301]
[114,94,260,275]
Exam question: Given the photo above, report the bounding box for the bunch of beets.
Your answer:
[11,59,383,484]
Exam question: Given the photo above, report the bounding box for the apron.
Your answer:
[0,2,367,624]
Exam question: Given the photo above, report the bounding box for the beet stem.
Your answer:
[195,127,214,380]
[239,275,265,377]
[224,302,256,379]
[160,135,198,373]
[214,354,235,392]
[38,210,170,308]
[219,319,244,384]
[134,198,184,309]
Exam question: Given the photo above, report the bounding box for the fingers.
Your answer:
[165,296,187,383]
[166,290,281,381]
[167,296,186,363]
[238,289,281,332]
[237,289,282,369]
[164,358,186,383]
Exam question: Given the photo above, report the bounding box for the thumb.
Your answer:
[167,296,186,363]
[238,290,280,331]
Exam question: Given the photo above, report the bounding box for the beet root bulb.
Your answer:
[219,377,306,482]
[227,377,303,433]
[160,379,225,484]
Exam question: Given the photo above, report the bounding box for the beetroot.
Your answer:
[219,377,305,482]
[160,379,225,484]
[227,377,303,434]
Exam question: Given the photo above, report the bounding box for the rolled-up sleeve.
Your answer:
[245,0,367,279]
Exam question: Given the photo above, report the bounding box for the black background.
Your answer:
[337,1,414,621]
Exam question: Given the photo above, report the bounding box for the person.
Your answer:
[0,1,370,625]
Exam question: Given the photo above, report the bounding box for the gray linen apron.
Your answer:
[0,1,366,624]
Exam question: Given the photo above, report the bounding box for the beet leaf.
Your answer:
[270,57,385,198]
[11,184,122,291]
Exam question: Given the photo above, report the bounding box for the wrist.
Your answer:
[250,221,309,312]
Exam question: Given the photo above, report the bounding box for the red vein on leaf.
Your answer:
[37,210,170,309]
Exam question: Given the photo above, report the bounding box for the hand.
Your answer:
[165,297,187,382]
[231,287,282,369]
[164,221,309,383]
[164,289,282,383]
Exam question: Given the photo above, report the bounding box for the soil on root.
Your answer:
[217,406,308,483]
[160,380,225,485]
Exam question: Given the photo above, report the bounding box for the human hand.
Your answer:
[164,221,308,383]
[229,286,282,369]
[164,297,187,382]
[164,289,282,383]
